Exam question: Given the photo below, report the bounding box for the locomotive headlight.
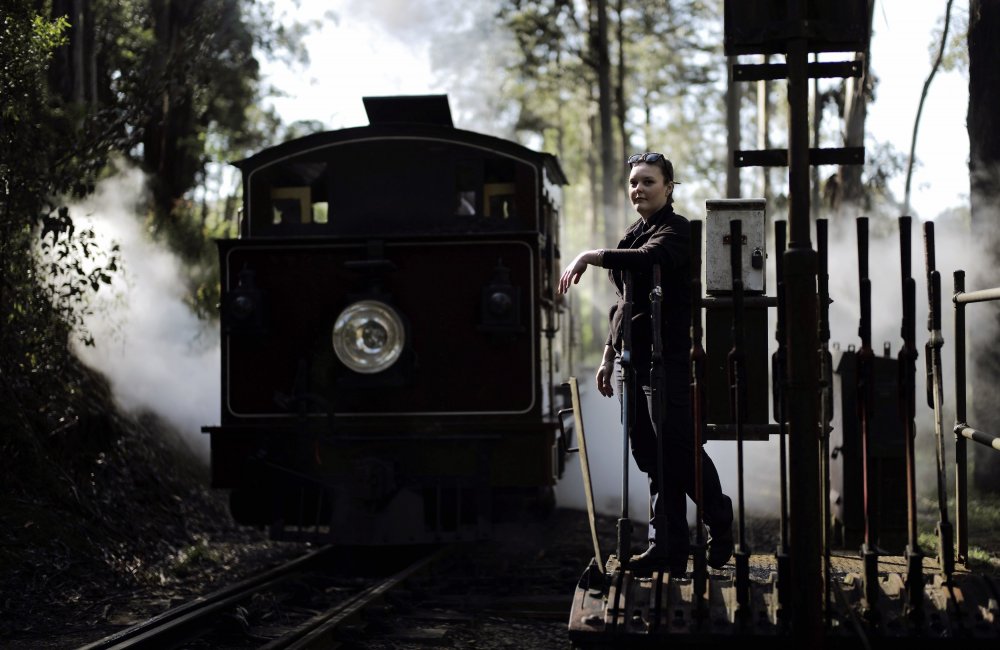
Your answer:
[488,291,513,316]
[478,259,523,336]
[332,300,405,374]
[231,294,256,320]
[223,268,264,334]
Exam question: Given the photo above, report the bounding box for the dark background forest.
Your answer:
[2,0,999,642]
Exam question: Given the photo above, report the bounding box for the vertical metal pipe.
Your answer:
[774,219,789,551]
[898,215,924,617]
[727,56,742,198]
[855,221,872,533]
[618,273,633,568]
[856,216,880,613]
[690,220,709,604]
[772,218,791,620]
[923,221,954,580]
[810,52,821,222]
[817,218,833,615]
[729,218,750,612]
[785,20,822,639]
[651,264,667,570]
[899,217,918,547]
[953,270,968,564]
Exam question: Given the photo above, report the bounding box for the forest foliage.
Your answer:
[0,0,306,495]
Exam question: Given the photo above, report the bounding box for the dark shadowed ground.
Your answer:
[1,402,997,650]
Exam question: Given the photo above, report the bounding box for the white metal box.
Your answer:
[705,198,766,294]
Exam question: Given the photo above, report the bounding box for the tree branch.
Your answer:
[904,0,955,216]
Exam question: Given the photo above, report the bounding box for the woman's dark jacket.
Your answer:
[602,204,692,371]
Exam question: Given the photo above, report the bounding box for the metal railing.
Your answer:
[951,269,1000,564]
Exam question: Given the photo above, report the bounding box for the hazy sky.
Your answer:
[263,0,970,221]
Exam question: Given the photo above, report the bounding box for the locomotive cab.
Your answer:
[204,95,572,545]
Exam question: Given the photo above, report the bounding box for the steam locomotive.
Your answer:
[202,95,573,545]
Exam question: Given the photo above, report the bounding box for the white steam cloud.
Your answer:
[68,167,219,460]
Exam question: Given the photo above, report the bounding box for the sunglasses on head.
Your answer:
[627,152,665,166]
[627,152,680,183]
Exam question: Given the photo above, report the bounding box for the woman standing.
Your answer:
[557,152,733,576]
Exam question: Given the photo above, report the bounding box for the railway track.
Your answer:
[258,547,450,650]
[76,545,452,650]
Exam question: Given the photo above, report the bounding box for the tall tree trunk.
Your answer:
[143,0,199,223]
[615,0,627,215]
[588,111,603,359]
[835,0,875,217]
[49,0,95,106]
[71,0,85,102]
[556,48,566,163]
[967,0,1000,492]
[86,0,97,104]
[595,0,617,235]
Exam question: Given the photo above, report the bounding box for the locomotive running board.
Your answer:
[568,554,1000,647]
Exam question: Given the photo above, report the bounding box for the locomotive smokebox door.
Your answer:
[704,199,769,433]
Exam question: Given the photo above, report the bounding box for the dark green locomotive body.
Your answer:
[204,96,572,544]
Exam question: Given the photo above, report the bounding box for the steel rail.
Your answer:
[262,546,452,650]
[77,546,336,650]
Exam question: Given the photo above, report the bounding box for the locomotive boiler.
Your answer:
[202,95,573,545]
